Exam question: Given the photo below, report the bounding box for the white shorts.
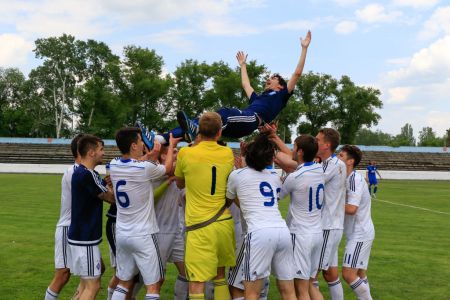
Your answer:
[69,244,102,278]
[109,245,116,268]
[116,233,164,285]
[54,226,71,269]
[319,229,343,270]
[157,231,184,267]
[292,232,323,280]
[343,240,373,270]
[242,227,295,282]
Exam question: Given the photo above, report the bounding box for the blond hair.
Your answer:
[199,112,222,138]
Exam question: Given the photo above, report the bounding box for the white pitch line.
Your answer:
[375,199,450,216]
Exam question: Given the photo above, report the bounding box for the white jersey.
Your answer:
[155,180,184,234]
[109,157,166,236]
[280,162,325,235]
[344,171,375,241]
[56,163,78,227]
[226,167,287,233]
[320,154,347,230]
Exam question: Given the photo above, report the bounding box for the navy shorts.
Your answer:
[218,107,260,138]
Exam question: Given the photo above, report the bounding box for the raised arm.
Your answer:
[287,30,311,93]
[236,51,254,98]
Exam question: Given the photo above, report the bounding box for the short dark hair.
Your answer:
[245,134,276,171]
[294,134,318,162]
[78,135,104,157]
[199,112,222,139]
[115,127,141,154]
[70,133,85,158]
[272,73,287,89]
[341,144,362,167]
[319,128,340,151]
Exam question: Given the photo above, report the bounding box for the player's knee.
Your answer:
[55,268,71,285]
[341,267,356,284]
[322,268,338,282]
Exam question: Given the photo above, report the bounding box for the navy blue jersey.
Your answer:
[68,164,108,246]
[245,87,293,123]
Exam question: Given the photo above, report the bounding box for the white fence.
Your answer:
[1,163,449,180]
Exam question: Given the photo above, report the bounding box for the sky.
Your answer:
[0,0,449,138]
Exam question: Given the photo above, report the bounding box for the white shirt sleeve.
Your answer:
[226,170,238,200]
[280,173,294,199]
[347,175,362,207]
[145,161,167,180]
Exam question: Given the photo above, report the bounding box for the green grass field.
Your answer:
[1,174,449,299]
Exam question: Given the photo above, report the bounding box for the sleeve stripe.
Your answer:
[89,170,108,192]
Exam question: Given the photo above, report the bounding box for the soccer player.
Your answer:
[45,133,84,300]
[109,127,180,300]
[280,134,325,300]
[68,134,115,300]
[366,161,381,198]
[339,145,374,300]
[175,112,235,300]
[227,133,296,300]
[315,128,347,300]
[150,31,311,144]
[154,146,189,300]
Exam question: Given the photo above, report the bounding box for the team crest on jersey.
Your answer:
[97,262,101,270]
[297,270,302,275]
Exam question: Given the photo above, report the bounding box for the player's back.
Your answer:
[227,167,286,233]
[109,157,166,236]
[321,154,347,230]
[344,171,375,241]
[281,162,325,234]
[175,141,234,226]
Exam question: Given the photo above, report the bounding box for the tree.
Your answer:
[0,68,34,136]
[33,34,87,138]
[418,127,444,147]
[354,128,393,145]
[295,72,338,136]
[333,76,382,144]
[119,46,173,131]
[391,123,415,146]
[76,40,123,138]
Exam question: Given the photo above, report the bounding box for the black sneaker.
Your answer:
[177,111,197,143]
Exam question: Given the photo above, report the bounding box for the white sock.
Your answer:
[233,297,244,300]
[45,287,58,300]
[174,275,189,300]
[145,293,160,299]
[350,277,372,300]
[107,287,115,300]
[312,280,320,290]
[361,276,370,289]
[111,285,128,300]
[327,279,344,300]
[205,281,215,300]
[155,134,167,144]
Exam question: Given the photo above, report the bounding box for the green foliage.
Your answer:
[355,128,393,145]
[418,126,444,147]
[391,123,416,146]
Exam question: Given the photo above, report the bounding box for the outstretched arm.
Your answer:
[287,30,311,93]
[236,51,254,98]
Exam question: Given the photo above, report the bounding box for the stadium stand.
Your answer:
[0,142,449,171]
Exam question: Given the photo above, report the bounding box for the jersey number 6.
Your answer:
[116,180,130,208]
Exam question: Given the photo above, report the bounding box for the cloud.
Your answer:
[386,86,413,104]
[198,18,259,36]
[386,36,450,85]
[426,111,450,136]
[0,34,33,67]
[418,6,450,40]
[271,16,336,31]
[392,0,439,9]
[356,4,403,23]
[334,21,358,34]
[147,29,196,51]
[333,0,359,6]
